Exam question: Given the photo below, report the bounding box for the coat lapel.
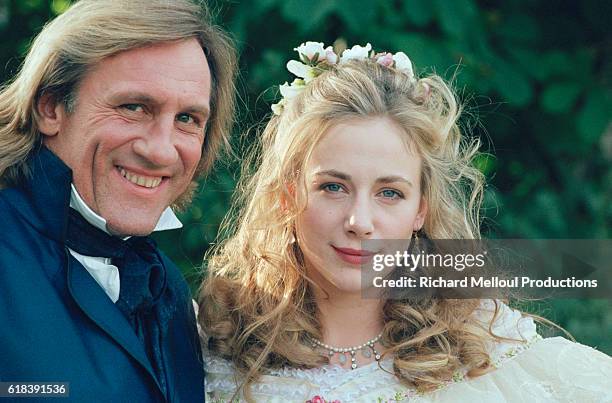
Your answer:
[66,254,164,396]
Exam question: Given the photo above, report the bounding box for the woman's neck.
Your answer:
[312,286,385,348]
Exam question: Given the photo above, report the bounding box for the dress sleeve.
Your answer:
[429,337,612,403]
[425,300,612,402]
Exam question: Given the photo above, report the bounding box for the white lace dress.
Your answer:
[203,301,612,402]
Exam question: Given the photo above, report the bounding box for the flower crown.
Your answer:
[271,42,416,115]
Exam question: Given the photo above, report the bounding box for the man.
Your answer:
[0,0,236,401]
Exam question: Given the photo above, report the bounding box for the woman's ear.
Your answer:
[413,196,428,231]
[37,92,66,137]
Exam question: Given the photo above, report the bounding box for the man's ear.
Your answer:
[414,196,428,231]
[37,92,66,137]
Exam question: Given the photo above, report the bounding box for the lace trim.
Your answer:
[269,359,399,399]
[492,334,543,368]
[205,355,399,399]
[267,358,396,388]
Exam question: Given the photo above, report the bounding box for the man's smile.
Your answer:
[116,166,164,189]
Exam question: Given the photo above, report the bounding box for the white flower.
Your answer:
[274,41,419,115]
[294,41,327,63]
[392,52,414,79]
[287,60,317,82]
[279,79,305,100]
[324,46,338,64]
[271,99,285,115]
[340,43,372,62]
[273,78,306,115]
[292,78,306,86]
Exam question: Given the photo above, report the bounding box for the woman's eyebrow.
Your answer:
[314,169,351,181]
[314,170,413,187]
[376,176,413,187]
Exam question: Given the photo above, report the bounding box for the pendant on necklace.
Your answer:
[308,331,383,370]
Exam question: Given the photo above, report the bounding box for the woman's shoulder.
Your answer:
[435,336,612,403]
[474,299,541,361]
[436,300,612,403]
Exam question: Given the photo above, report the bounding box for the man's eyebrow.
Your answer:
[110,92,157,105]
[182,105,210,119]
[109,91,210,117]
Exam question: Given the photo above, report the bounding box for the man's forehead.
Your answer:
[97,40,209,78]
[81,39,211,108]
[103,38,207,65]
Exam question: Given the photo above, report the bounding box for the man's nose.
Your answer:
[132,115,179,166]
[344,195,374,238]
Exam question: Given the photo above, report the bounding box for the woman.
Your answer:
[198,42,611,402]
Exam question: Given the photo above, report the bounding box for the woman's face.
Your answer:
[296,116,427,294]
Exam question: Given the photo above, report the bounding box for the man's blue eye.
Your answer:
[123,104,143,112]
[177,113,197,125]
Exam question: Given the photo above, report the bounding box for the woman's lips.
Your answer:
[332,246,376,265]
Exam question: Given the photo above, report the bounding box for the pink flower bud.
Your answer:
[422,82,431,97]
[376,53,394,67]
[324,47,338,64]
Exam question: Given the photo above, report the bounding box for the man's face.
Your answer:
[42,38,211,236]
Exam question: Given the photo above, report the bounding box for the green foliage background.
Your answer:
[1,0,609,353]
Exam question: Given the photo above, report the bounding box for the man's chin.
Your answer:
[106,219,158,238]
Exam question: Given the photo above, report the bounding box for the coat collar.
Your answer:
[20,145,73,243]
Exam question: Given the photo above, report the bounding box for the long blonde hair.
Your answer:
[200,58,502,395]
[0,0,236,206]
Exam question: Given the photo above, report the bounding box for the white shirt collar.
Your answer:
[69,184,183,235]
[67,184,183,303]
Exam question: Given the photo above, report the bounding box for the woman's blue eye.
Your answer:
[323,183,342,192]
[380,189,403,199]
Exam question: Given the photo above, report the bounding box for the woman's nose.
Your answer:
[344,196,374,237]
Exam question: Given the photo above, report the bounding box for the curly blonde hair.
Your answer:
[199,57,507,397]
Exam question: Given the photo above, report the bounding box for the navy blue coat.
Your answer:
[0,147,204,402]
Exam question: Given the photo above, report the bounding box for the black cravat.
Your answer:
[65,208,173,396]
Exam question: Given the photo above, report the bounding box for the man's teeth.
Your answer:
[119,167,162,188]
